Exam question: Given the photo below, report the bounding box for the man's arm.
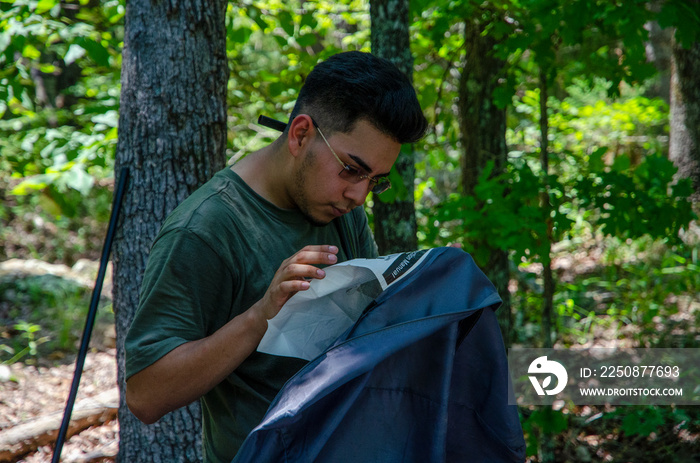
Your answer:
[126,244,339,424]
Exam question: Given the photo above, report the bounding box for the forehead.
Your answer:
[328,120,401,174]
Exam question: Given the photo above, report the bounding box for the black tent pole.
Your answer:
[51,167,130,463]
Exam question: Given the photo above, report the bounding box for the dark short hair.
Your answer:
[288,51,427,144]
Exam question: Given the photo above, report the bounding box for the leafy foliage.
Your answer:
[224,0,370,157]
[0,274,113,363]
[0,0,122,207]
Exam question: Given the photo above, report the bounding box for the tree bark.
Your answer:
[670,41,700,200]
[458,15,512,345]
[113,0,228,461]
[539,70,555,349]
[644,1,674,103]
[370,0,418,254]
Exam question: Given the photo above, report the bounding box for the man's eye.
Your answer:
[344,164,362,176]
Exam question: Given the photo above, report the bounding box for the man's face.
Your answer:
[291,119,401,226]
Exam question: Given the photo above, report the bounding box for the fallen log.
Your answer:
[0,388,118,462]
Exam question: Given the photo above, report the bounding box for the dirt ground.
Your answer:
[0,350,119,463]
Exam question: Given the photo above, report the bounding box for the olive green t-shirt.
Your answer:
[125,167,378,463]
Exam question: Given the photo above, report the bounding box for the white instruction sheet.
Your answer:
[257,249,433,360]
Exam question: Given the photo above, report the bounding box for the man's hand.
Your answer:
[257,244,339,320]
[127,244,339,424]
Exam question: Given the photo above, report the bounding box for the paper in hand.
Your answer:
[257,249,432,360]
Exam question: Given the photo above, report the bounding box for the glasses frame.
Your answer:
[310,118,392,195]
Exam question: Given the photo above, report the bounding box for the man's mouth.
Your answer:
[332,206,349,217]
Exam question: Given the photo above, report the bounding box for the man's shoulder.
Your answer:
[161,168,251,231]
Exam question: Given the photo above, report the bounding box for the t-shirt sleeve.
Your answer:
[125,228,235,380]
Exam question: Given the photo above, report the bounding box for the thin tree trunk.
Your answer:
[459,15,512,346]
[538,69,556,463]
[644,1,673,103]
[370,0,417,254]
[539,69,555,349]
[113,0,228,460]
[670,41,700,200]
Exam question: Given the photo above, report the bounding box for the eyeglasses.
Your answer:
[311,119,392,195]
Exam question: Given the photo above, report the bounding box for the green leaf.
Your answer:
[526,408,569,434]
[77,38,110,67]
[64,44,86,65]
[278,10,295,37]
[492,84,514,109]
[268,81,286,97]
[35,0,57,14]
[63,165,94,195]
[621,408,666,437]
[10,175,51,195]
[246,6,269,32]
[22,44,41,60]
[300,12,317,30]
[273,35,287,48]
[611,155,631,172]
[91,110,118,127]
[229,26,253,45]
[296,33,317,48]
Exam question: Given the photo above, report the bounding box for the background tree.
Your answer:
[112,0,228,460]
[457,5,513,344]
[369,0,418,254]
[670,41,700,199]
[660,0,700,198]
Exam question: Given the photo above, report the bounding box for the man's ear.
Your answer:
[287,115,314,158]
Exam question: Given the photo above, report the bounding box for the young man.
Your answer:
[124,51,427,462]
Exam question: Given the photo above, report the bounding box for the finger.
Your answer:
[289,250,338,266]
[266,280,311,314]
[281,263,327,280]
[298,244,339,254]
[278,279,311,294]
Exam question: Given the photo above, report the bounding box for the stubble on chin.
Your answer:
[292,148,332,227]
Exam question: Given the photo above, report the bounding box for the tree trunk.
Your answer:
[670,41,700,200]
[113,0,228,460]
[458,15,512,345]
[538,70,555,349]
[644,1,674,103]
[370,0,418,254]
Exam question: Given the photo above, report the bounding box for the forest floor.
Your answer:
[0,350,119,462]
[0,258,119,463]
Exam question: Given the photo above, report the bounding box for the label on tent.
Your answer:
[382,250,429,286]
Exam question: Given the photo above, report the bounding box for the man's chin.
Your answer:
[301,205,351,227]
[302,212,334,227]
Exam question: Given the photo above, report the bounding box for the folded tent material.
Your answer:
[234,247,527,463]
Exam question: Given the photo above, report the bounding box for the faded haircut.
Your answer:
[287,51,428,144]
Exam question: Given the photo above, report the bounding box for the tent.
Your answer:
[234,247,526,462]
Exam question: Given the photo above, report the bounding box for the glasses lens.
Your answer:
[372,180,391,194]
[338,166,363,184]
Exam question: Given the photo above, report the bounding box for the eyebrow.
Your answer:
[348,154,391,178]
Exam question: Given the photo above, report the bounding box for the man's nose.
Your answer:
[343,179,371,207]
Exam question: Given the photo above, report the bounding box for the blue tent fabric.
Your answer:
[233,247,526,462]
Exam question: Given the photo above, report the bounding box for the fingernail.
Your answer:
[328,254,337,263]
[317,269,325,277]
[301,281,310,289]
[329,245,338,253]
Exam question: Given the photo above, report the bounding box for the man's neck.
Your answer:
[230,142,293,209]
